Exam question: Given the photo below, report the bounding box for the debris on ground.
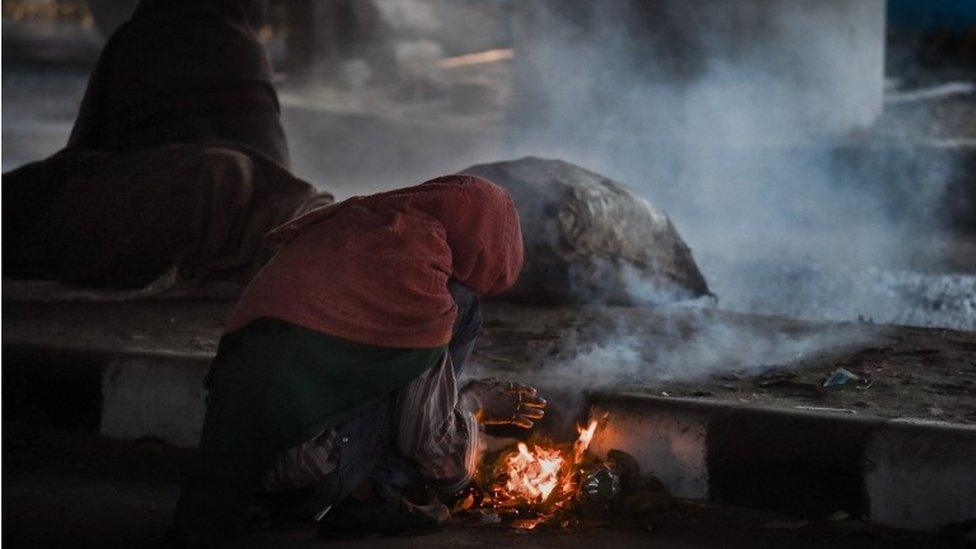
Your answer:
[478,511,501,525]
[829,510,851,522]
[763,520,811,530]
[793,406,857,414]
[823,367,860,388]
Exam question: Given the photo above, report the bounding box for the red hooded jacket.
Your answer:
[225,175,524,347]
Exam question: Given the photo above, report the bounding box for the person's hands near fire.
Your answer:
[459,378,547,429]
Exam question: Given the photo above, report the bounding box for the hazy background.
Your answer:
[500,1,975,331]
[3,0,974,334]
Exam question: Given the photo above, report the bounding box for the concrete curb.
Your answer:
[6,343,975,536]
[587,391,976,536]
[3,343,212,447]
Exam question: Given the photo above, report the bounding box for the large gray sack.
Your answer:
[461,157,711,304]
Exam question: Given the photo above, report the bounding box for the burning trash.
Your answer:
[499,442,565,504]
[456,419,671,530]
[472,420,599,529]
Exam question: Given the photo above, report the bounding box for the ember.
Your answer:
[474,420,600,528]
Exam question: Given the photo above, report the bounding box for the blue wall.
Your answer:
[888,0,976,34]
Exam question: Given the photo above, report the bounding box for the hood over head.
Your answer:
[230,175,523,347]
[270,174,523,296]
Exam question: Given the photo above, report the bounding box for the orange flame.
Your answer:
[482,419,600,527]
[504,442,564,502]
[573,420,599,462]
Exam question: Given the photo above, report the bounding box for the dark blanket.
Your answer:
[68,0,289,165]
[2,0,331,289]
[2,143,330,288]
[173,318,445,541]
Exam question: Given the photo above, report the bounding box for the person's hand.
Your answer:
[459,378,546,429]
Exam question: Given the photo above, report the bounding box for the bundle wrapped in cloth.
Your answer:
[2,143,332,292]
[462,157,711,305]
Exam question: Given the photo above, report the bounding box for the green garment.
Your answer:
[173,318,445,541]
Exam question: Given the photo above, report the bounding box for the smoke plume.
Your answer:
[503,0,974,332]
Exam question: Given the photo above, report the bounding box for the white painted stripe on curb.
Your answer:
[100,356,208,448]
[864,423,976,533]
[588,395,976,534]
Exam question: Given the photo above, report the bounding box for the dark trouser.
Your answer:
[297,281,482,518]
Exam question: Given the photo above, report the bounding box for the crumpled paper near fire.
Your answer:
[453,419,673,530]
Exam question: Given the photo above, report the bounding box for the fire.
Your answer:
[477,420,600,527]
[504,442,564,502]
[573,420,598,462]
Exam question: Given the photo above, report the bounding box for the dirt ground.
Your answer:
[2,429,967,548]
[4,297,976,425]
[478,303,976,425]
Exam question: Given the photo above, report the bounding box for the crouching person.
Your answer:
[172,175,545,543]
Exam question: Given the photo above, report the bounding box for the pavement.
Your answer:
[3,430,969,548]
[3,296,976,538]
[5,297,976,428]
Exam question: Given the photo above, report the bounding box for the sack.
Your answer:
[461,157,711,304]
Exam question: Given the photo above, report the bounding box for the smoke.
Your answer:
[551,314,868,388]
[280,0,971,392]
[503,0,974,331]
[456,0,975,389]
[466,305,874,392]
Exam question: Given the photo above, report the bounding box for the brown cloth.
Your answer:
[2,0,331,289]
[2,143,329,289]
